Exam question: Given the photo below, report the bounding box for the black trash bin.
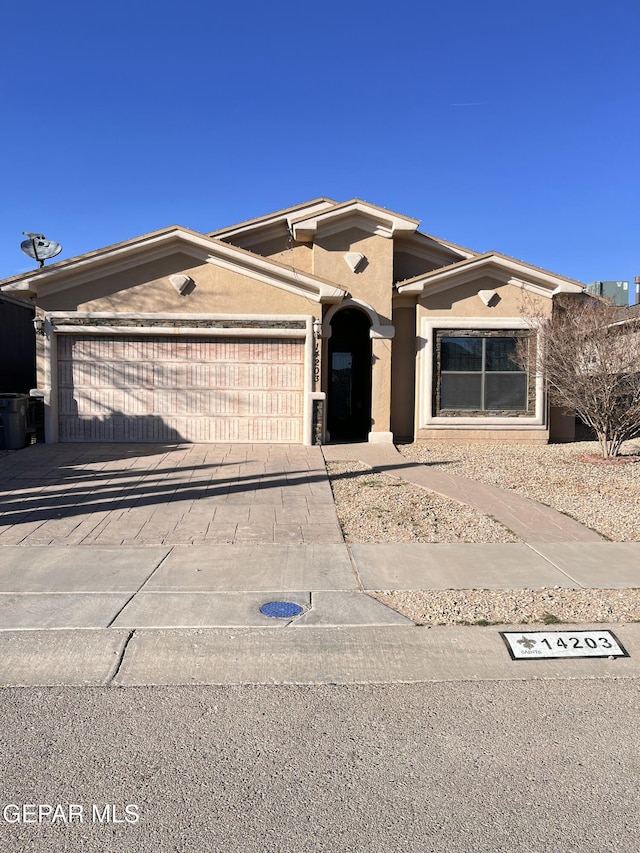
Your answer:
[0,394,29,450]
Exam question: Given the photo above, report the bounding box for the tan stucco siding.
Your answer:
[418,277,553,319]
[251,240,313,274]
[371,336,392,434]
[390,306,417,440]
[413,277,556,444]
[313,227,393,323]
[36,254,319,316]
[35,332,46,388]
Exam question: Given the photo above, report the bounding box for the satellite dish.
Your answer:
[20,232,63,267]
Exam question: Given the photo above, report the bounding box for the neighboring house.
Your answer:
[0,198,584,446]
[0,292,36,392]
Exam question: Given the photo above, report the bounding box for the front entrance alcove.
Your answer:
[326,308,372,442]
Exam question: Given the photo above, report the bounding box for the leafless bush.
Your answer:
[519,296,640,457]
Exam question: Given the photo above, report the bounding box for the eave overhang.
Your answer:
[396,252,584,299]
[290,200,420,242]
[209,198,337,242]
[0,226,346,304]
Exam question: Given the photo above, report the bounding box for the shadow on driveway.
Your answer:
[0,443,342,546]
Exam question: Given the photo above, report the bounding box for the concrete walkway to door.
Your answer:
[322,443,603,543]
[0,444,343,546]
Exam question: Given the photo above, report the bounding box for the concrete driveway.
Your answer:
[0,443,343,546]
[0,443,415,639]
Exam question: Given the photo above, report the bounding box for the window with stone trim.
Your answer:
[435,331,532,415]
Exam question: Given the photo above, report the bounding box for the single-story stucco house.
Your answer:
[0,197,585,446]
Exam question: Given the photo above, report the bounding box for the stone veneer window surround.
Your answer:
[435,330,534,417]
[418,316,546,431]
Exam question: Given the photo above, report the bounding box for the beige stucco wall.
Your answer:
[314,226,395,439]
[390,306,416,440]
[248,239,313,274]
[35,330,46,389]
[418,277,553,319]
[36,253,319,316]
[313,227,394,323]
[370,336,392,434]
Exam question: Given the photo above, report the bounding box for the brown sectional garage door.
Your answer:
[57,335,305,442]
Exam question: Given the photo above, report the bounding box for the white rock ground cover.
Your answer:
[325,438,640,625]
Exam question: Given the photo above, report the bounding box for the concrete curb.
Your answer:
[2,624,639,687]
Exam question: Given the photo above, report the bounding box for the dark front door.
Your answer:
[327,309,372,441]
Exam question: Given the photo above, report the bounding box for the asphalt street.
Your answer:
[1,679,639,853]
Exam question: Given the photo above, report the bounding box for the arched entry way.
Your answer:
[327,308,372,441]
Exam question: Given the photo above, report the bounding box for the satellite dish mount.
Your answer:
[20,232,62,268]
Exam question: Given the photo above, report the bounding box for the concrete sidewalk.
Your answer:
[2,539,638,686]
[1,542,639,632]
[2,542,639,686]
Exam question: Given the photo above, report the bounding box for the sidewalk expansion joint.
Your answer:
[106,547,175,627]
[136,546,175,593]
[524,542,586,587]
[286,593,311,625]
[345,542,364,591]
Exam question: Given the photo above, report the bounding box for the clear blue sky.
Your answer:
[1,0,638,292]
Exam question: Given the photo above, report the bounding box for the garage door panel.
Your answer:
[152,364,185,389]
[57,334,305,443]
[246,391,302,416]
[248,418,301,442]
[248,364,303,389]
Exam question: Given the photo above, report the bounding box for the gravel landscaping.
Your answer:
[399,438,640,542]
[325,437,640,625]
[325,461,517,544]
[371,588,640,626]
[327,438,640,545]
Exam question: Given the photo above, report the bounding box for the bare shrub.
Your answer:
[520,296,640,457]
